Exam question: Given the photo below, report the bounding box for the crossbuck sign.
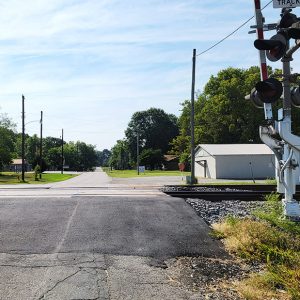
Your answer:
[273,0,300,8]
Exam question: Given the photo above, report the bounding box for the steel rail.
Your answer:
[161,184,300,201]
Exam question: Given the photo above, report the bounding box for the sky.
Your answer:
[0,0,299,150]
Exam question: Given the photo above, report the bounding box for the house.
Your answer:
[8,159,32,172]
[162,155,180,171]
[195,144,275,179]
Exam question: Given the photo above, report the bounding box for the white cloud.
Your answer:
[0,0,298,149]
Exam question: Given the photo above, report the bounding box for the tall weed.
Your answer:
[212,192,300,299]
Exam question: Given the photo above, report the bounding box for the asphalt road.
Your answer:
[0,195,224,258]
[0,170,228,299]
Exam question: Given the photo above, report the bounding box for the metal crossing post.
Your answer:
[253,0,273,121]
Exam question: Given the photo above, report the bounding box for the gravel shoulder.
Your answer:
[168,197,266,300]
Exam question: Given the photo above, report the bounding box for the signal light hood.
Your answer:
[255,78,283,104]
[254,33,287,62]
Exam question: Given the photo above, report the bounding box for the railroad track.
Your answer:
[161,184,300,201]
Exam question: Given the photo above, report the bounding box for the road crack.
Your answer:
[102,254,111,300]
[38,269,81,299]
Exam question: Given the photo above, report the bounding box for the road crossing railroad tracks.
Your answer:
[162,184,300,201]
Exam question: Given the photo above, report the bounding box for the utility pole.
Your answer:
[190,49,196,184]
[61,129,64,174]
[137,131,139,175]
[21,95,25,182]
[39,111,43,179]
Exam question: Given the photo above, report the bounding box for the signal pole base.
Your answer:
[283,200,300,220]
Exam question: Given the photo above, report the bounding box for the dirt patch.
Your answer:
[166,256,264,300]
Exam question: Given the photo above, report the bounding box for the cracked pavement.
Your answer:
[0,252,215,299]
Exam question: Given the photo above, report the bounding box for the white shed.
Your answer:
[195,144,275,179]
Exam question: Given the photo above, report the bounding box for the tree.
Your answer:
[46,147,61,170]
[171,66,268,162]
[96,149,111,167]
[42,136,63,170]
[63,142,78,171]
[26,134,40,166]
[0,113,16,170]
[199,66,264,143]
[139,148,163,170]
[109,140,131,170]
[43,136,63,157]
[125,108,179,161]
[76,142,97,171]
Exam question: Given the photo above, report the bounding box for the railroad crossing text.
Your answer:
[273,0,300,8]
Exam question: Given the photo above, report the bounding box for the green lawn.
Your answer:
[103,168,189,178]
[0,172,78,184]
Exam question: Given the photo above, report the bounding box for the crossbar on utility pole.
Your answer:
[190,49,196,184]
[21,95,25,182]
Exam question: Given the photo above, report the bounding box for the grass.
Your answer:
[194,181,276,185]
[0,172,77,184]
[212,194,300,300]
[103,168,189,178]
[103,168,275,183]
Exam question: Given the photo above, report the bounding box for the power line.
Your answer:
[196,1,273,56]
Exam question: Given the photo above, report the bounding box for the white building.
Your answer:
[195,144,275,179]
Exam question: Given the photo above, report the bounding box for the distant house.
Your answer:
[163,155,180,171]
[7,159,32,172]
[195,144,275,179]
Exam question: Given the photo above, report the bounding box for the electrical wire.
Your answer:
[196,0,273,56]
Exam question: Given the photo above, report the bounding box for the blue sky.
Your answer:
[0,0,299,150]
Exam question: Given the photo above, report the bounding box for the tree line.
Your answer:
[107,66,300,170]
[105,108,178,170]
[0,115,99,172]
[3,66,295,172]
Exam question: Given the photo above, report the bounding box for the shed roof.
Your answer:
[164,155,179,162]
[196,144,273,156]
[11,159,28,165]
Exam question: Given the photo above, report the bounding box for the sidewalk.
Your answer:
[0,168,111,189]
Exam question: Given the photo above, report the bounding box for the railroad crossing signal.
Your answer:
[254,33,287,61]
[248,3,300,219]
[253,10,300,62]
[291,85,300,106]
[246,78,283,107]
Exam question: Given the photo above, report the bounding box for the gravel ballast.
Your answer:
[185,198,265,225]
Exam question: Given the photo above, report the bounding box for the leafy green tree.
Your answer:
[125,108,179,161]
[96,149,111,167]
[171,66,270,162]
[0,127,15,170]
[76,142,97,171]
[139,148,163,170]
[199,66,264,143]
[42,136,63,170]
[26,134,40,166]
[63,142,78,171]
[0,113,16,170]
[109,140,131,170]
[46,147,61,170]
